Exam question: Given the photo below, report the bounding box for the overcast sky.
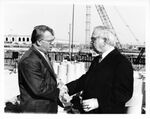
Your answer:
[2,1,147,45]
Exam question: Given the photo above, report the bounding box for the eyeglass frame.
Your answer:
[40,36,55,43]
[91,36,107,43]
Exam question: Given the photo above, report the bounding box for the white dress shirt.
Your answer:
[100,47,115,62]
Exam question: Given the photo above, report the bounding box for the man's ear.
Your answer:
[36,40,41,46]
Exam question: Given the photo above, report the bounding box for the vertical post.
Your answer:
[71,4,75,60]
[69,24,71,60]
[85,5,91,47]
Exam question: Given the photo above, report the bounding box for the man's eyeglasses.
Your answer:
[91,36,101,42]
[43,39,54,43]
[91,36,106,43]
[41,37,55,43]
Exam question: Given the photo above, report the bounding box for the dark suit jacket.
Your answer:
[18,45,59,113]
[67,49,134,113]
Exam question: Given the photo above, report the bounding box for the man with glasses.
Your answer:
[18,25,66,113]
[64,26,134,113]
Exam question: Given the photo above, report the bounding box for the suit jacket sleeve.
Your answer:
[66,57,98,96]
[20,59,59,100]
[66,74,86,95]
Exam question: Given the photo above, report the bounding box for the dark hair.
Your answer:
[31,25,54,44]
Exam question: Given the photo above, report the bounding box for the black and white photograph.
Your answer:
[1,0,150,118]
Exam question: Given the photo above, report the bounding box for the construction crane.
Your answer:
[113,6,139,42]
[95,5,122,49]
[113,6,145,66]
[135,47,145,66]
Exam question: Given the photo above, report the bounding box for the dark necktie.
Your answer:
[99,55,102,63]
[45,53,53,69]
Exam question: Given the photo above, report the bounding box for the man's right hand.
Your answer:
[57,78,72,105]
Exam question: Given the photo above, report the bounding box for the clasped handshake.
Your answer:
[57,79,72,107]
[57,78,99,112]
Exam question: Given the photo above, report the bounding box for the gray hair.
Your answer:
[93,26,118,47]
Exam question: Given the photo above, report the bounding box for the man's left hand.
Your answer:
[82,98,99,112]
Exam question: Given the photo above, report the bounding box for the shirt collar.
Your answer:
[102,47,115,60]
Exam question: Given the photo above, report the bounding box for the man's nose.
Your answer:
[50,40,55,46]
[90,40,94,44]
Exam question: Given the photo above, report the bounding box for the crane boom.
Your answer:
[113,6,139,41]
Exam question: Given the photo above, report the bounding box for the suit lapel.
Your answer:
[99,48,119,64]
[31,46,57,79]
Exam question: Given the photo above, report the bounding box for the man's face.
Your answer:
[91,29,105,53]
[39,31,55,53]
